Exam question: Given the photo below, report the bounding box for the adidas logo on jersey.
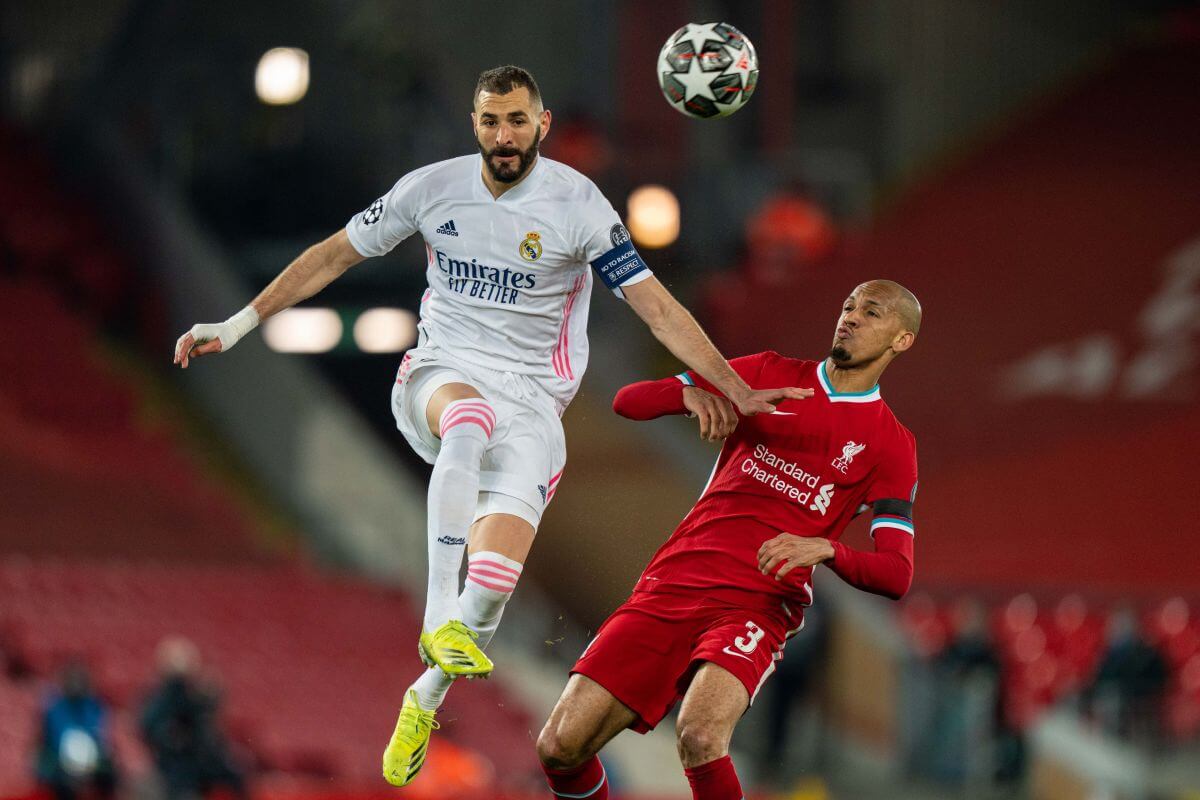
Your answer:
[436,220,459,236]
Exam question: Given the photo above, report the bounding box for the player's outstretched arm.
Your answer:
[621,277,811,415]
[613,378,738,441]
[173,229,365,368]
[613,378,690,420]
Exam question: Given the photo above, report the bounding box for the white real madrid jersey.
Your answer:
[346,154,652,413]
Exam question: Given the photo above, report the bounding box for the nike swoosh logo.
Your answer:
[721,646,754,662]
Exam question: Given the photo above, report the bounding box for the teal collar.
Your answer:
[818,360,881,403]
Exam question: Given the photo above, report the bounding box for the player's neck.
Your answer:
[479,154,539,199]
[823,357,886,394]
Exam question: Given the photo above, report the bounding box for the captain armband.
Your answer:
[589,238,649,294]
[869,497,915,538]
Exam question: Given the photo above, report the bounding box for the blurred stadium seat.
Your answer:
[5,5,1200,798]
[0,129,542,797]
[899,592,1200,743]
[702,35,1200,600]
[0,560,540,792]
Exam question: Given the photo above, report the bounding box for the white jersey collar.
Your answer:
[475,154,547,203]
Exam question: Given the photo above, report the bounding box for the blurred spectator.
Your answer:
[700,186,837,351]
[1083,606,1168,743]
[35,661,118,800]
[920,598,1007,784]
[542,112,614,181]
[140,637,247,800]
[939,598,1000,678]
[742,190,837,287]
[756,602,829,788]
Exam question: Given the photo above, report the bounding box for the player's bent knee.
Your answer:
[535,723,591,770]
[675,721,727,767]
[437,397,497,441]
[426,384,493,441]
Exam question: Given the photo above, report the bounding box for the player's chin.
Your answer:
[491,162,522,182]
[829,344,854,364]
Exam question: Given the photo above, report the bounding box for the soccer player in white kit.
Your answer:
[173,66,807,787]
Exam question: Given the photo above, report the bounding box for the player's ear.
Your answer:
[538,108,552,143]
[892,330,915,354]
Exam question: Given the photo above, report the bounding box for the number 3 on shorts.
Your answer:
[734,621,765,654]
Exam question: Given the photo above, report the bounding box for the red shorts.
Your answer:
[571,590,797,733]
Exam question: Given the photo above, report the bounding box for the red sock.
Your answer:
[543,755,609,799]
[684,755,742,800]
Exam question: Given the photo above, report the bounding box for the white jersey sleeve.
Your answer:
[575,183,653,299]
[345,165,433,258]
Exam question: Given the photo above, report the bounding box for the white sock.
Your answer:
[408,552,522,712]
[462,551,523,648]
[409,667,453,712]
[423,399,496,632]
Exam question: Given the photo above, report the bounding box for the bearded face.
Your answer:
[829,290,907,367]
[473,85,548,187]
[477,125,541,183]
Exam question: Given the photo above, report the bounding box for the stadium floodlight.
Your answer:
[262,308,342,353]
[353,308,418,353]
[627,185,680,249]
[255,47,310,105]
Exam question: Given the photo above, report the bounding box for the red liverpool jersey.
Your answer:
[615,351,918,615]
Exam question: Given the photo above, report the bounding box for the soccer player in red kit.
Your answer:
[534,280,922,800]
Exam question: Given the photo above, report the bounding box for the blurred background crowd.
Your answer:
[2,2,1199,799]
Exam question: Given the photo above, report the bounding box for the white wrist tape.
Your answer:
[184,305,260,353]
[221,305,260,349]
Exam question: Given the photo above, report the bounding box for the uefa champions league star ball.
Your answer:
[657,22,759,119]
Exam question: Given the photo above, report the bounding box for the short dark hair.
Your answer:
[474,65,542,108]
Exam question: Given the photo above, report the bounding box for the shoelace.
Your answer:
[399,708,440,738]
[446,620,479,638]
[438,621,481,648]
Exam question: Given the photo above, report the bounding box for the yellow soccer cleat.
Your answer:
[382,690,440,787]
[418,620,494,678]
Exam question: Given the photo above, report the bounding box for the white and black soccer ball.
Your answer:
[657,22,759,119]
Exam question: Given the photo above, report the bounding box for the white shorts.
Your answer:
[391,346,567,530]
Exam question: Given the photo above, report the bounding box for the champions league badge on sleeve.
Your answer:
[610,224,631,246]
[362,198,384,225]
[520,231,543,262]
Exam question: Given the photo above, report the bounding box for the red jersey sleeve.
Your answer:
[678,351,773,398]
[866,427,919,509]
[825,428,919,600]
[827,532,913,600]
[612,352,772,420]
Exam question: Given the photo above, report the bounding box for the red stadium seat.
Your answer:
[0,560,539,791]
[899,594,1196,739]
[0,128,542,790]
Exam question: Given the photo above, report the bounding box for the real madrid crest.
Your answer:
[520,231,542,262]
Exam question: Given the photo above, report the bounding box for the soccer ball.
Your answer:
[657,22,759,119]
